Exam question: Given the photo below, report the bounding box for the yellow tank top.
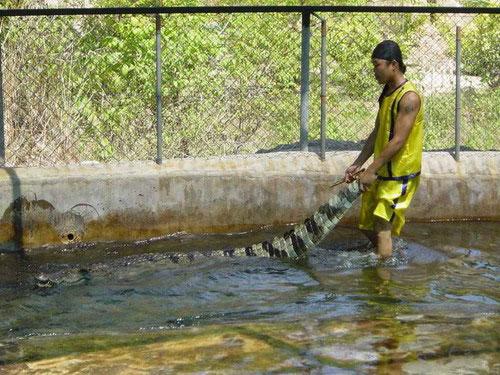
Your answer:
[374,81,424,179]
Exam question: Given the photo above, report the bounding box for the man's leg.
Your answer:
[374,217,392,258]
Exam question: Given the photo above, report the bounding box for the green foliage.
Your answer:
[462,13,500,88]
[1,1,498,164]
[423,92,455,150]
[428,7,499,89]
[461,0,496,6]
[70,14,156,159]
[422,89,499,150]
[461,87,499,150]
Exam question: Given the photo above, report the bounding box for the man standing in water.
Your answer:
[345,40,424,258]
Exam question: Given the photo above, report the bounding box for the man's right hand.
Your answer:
[344,164,362,183]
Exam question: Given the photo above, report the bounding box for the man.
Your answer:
[345,40,423,258]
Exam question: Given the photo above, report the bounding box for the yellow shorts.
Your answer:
[359,176,420,236]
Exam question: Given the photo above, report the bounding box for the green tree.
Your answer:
[462,12,499,88]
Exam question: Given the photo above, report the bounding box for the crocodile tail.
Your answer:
[235,182,361,260]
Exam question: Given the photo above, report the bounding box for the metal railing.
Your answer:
[0,5,498,167]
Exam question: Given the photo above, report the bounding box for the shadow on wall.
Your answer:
[257,139,496,155]
[2,167,24,253]
[257,139,365,154]
[1,168,91,251]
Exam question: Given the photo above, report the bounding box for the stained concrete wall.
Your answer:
[0,151,498,250]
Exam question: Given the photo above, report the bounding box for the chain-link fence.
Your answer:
[0,6,498,167]
[309,10,499,154]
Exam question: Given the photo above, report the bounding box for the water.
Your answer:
[0,222,498,373]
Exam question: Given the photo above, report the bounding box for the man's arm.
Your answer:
[358,92,421,189]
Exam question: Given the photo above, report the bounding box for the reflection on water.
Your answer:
[0,222,498,373]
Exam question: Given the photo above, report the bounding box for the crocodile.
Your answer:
[35,181,361,288]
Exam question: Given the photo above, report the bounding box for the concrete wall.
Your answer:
[0,151,498,250]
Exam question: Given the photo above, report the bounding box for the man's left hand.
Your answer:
[358,169,377,192]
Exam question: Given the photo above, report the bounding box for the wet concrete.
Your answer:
[0,151,498,250]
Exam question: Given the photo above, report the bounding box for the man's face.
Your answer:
[372,58,394,84]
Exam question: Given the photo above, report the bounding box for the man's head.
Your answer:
[371,40,406,84]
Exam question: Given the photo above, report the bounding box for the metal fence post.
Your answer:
[454,26,461,162]
[0,42,5,167]
[300,12,311,152]
[319,17,327,161]
[155,14,163,165]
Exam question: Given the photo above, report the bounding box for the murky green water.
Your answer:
[0,222,498,373]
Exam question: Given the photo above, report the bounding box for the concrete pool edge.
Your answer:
[0,151,498,250]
